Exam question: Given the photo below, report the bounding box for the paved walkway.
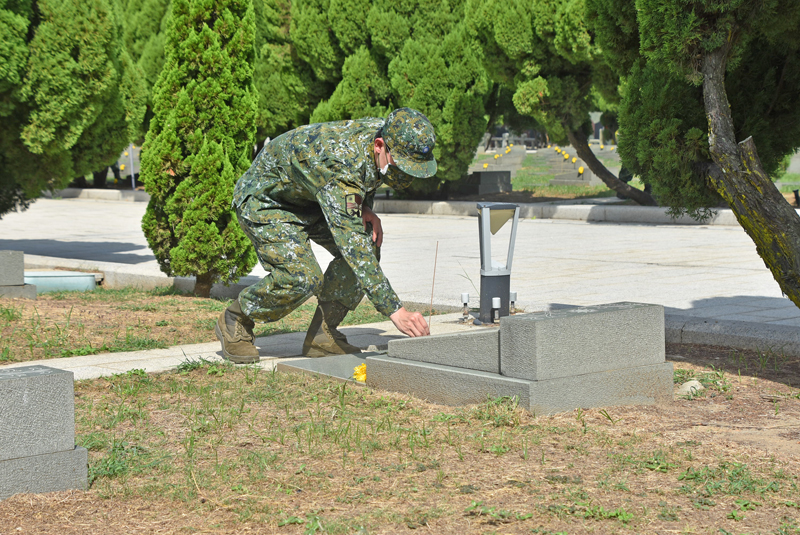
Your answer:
[2,196,800,378]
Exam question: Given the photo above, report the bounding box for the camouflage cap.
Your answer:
[382,108,437,178]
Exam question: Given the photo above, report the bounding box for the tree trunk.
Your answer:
[701,44,800,308]
[194,273,214,298]
[92,167,108,188]
[566,128,658,206]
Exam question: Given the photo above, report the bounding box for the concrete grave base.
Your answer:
[0,284,37,299]
[0,447,88,500]
[366,356,672,415]
[275,303,673,415]
[276,353,375,385]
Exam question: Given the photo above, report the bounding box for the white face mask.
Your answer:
[380,163,389,175]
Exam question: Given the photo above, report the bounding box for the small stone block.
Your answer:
[0,447,88,500]
[0,284,37,299]
[0,366,75,462]
[500,302,665,381]
[528,362,674,415]
[366,355,531,407]
[0,251,24,286]
[276,353,371,384]
[388,329,499,373]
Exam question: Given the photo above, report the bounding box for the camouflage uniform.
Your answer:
[232,118,403,320]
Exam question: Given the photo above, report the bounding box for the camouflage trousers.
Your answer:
[236,207,379,323]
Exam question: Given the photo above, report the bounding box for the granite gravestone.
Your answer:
[0,366,88,499]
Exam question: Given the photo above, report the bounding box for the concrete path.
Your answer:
[3,196,800,379]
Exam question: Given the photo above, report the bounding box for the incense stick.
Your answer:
[429,241,438,328]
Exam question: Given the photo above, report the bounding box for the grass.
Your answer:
[0,286,415,363]
[32,358,795,533]
[511,153,618,199]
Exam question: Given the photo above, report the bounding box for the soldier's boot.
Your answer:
[302,300,362,357]
[215,300,260,364]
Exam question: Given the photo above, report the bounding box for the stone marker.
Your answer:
[500,303,665,381]
[0,366,87,500]
[387,329,499,373]
[365,302,673,415]
[0,250,36,299]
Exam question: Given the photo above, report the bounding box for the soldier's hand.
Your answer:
[361,206,383,247]
[390,307,430,337]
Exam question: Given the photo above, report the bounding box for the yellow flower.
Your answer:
[120,164,126,171]
[578,166,584,174]
[483,163,489,169]
[509,143,514,147]
[547,145,551,148]
[572,157,577,163]
[353,363,366,383]
[600,145,604,149]
[563,153,568,160]
[124,151,129,156]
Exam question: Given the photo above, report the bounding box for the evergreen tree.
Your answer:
[589,0,800,308]
[465,0,656,205]
[119,0,172,136]
[0,0,145,217]
[252,0,330,142]
[140,0,258,297]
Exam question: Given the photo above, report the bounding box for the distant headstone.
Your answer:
[0,366,87,500]
[0,251,36,299]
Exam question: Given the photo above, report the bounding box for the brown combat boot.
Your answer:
[215,300,260,364]
[302,300,362,357]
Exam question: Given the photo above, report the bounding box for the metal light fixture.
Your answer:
[476,202,520,324]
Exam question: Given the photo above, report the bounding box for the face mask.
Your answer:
[384,164,415,190]
[379,163,389,175]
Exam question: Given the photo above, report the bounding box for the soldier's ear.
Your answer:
[374,137,386,154]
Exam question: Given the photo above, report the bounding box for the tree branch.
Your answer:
[566,127,658,206]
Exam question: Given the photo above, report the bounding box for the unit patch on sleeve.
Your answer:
[345,193,363,217]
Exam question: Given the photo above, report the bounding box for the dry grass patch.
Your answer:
[1,343,799,534]
[0,288,388,363]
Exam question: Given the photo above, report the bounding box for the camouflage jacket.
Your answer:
[233,118,403,316]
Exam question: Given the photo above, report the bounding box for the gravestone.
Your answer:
[0,250,36,299]
[450,171,511,196]
[0,366,88,500]
[366,302,672,415]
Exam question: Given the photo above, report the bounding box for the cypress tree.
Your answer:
[0,0,144,217]
[140,0,258,297]
[465,0,656,205]
[590,0,800,308]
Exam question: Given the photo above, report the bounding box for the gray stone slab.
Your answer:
[0,446,88,500]
[500,302,665,381]
[0,284,36,299]
[0,366,75,461]
[0,250,24,286]
[387,329,499,373]
[366,355,531,407]
[528,362,674,415]
[276,353,378,384]
[665,314,800,356]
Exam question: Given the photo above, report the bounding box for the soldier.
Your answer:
[215,108,436,363]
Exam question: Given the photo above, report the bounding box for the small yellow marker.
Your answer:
[353,363,366,383]
[600,145,604,149]
[572,157,577,164]
[563,153,568,160]
[578,166,584,175]
[547,145,551,149]
[124,151,129,156]
[494,154,499,159]
[120,164,126,171]
[483,163,489,169]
